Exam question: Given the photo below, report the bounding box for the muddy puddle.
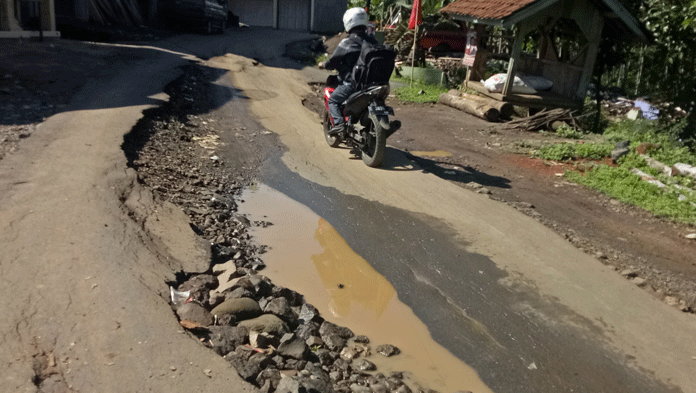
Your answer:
[236,183,493,393]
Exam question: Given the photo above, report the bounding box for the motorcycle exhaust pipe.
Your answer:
[386,120,401,139]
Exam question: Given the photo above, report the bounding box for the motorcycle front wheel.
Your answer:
[323,110,341,148]
[361,116,387,168]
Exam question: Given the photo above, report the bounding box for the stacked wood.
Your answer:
[502,108,578,131]
[439,90,513,122]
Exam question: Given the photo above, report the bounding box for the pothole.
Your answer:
[237,183,492,393]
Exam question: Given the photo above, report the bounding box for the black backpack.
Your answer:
[351,40,396,89]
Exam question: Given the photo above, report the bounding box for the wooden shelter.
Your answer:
[440,0,646,109]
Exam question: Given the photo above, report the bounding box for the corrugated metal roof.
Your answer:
[440,0,539,20]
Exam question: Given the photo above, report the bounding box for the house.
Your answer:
[1,0,61,38]
[229,0,345,32]
[440,0,646,109]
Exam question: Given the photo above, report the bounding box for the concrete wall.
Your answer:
[311,0,344,33]
[1,0,59,36]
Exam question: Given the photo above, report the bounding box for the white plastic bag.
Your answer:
[483,73,550,94]
[170,286,191,306]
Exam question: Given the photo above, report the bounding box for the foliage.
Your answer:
[539,116,696,224]
[536,143,613,161]
[597,0,696,141]
[391,76,447,102]
[566,164,696,224]
[556,124,585,139]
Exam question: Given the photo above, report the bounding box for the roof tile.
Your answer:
[440,0,539,20]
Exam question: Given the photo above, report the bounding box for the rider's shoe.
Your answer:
[328,123,346,136]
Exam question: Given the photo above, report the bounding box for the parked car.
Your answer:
[167,0,227,34]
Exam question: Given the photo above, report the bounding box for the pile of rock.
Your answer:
[173,272,413,393]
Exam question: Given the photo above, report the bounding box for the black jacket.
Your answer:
[324,32,378,83]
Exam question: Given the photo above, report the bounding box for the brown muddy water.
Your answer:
[236,183,494,393]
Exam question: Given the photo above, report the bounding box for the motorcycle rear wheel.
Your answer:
[323,110,341,148]
[361,116,386,167]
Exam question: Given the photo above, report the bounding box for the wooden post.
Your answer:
[502,22,528,98]
[410,24,418,87]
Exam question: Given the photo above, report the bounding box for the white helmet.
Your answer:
[343,7,369,33]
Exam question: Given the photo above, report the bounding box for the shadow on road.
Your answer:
[404,152,511,189]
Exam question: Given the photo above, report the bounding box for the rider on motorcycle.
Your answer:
[319,7,378,136]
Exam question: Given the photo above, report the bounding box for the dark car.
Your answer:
[167,0,227,34]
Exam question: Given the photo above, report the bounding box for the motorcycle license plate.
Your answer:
[369,106,394,116]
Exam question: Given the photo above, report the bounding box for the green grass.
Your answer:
[536,143,613,161]
[536,118,696,224]
[566,163,696,224]
[390,76,447,103]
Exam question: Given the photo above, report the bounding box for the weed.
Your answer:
[391,76,447,103]
[567,165,696,224]
[536,143,612,161]
[556,124,584,139]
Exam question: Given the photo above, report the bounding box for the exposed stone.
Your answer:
[351,335,370,344]
[224,346,272,382]
[249,331,278,348]
[296,321,320,341]
[176,302,214,326]
[633,277,647,287]
[278,333,308,360]
[370,382,389,393]
[353,359,376,372]
[306,336,324,347]
[256,368,281,391]
[350,384,372,393]
[224,286,252,300]
[620,269,637,278]
[340,346,359,360]
[395,384,413,393]
[314,348,335,366]
[207,326,248,356]
[179,274,217,293]
[319,321,354,351]
[272,286,304,307]
[299,303,321,323]
[333,358,351,372]
[264,297,297,321]
[210,297,262,320]
[376,344,400,357]
[238,314,290,335]
[665,296,679,306]
[611,148,630,162]
[276,377,301,393]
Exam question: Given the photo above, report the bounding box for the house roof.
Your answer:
[439,0,538,21]
[440,0,646,40]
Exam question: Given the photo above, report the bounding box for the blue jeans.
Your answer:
[329,82,355,125]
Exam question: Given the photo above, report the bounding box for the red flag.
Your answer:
[408,0,422,30]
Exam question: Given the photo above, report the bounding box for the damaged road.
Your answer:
[2,27,696,393]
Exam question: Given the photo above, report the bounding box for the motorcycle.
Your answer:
[322,75,401,168]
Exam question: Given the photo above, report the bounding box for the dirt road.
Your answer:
[0,29,310,393]
[208,53,696,392]
[2,27,696,393]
